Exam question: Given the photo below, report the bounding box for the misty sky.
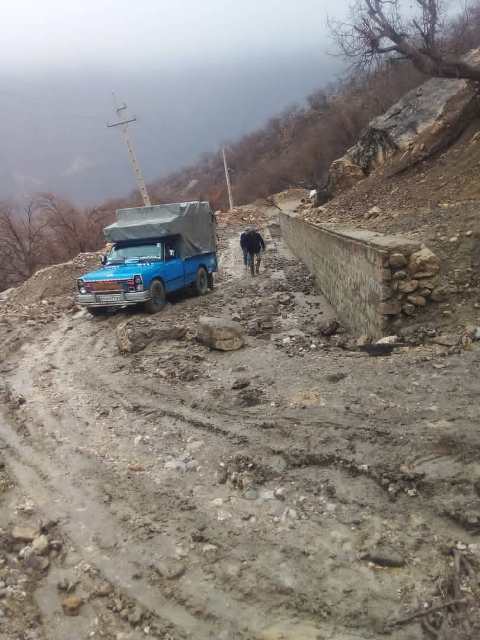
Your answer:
[1,1,350,202]
[4,1,347,69]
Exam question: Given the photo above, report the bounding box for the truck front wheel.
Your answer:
[87,307,108,317]
[145,279,166,314]
[194,267,209,296]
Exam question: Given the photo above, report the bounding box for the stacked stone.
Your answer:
[380,247,443,319]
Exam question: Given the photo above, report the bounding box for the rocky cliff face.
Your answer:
[324,50,480,199]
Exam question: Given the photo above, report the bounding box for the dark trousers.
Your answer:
[248,252,261,276]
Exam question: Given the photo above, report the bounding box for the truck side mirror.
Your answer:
[101,254,107,265]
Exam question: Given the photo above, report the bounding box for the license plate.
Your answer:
[96,294,123,304]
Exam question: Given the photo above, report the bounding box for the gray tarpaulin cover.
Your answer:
[103,201,216,258]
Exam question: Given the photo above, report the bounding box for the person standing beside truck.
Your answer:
[240,227,265,276]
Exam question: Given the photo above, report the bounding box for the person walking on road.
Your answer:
[240,227,265,276]
[240,230,250,270]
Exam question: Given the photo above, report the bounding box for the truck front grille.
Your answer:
[89,280,125,292]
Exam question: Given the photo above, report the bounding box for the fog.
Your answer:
[0,1,349,203]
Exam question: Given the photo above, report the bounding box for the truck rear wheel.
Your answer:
[145,279,166,314]
[194,267,209,296]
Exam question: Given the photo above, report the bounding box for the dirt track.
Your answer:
[1,210,480,639]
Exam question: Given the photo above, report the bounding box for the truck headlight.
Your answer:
[134,275,144,292]
[77,279,87,295]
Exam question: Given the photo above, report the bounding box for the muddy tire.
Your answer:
[194,267,209,296]
[145,279,166,314]
[87,307,108,317]
[207,272,214,290]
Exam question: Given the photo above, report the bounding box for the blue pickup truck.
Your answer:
[76,201,217,315]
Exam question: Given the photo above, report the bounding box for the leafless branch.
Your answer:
[329,0,480,80]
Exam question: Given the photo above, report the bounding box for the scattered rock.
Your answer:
[281,508,298,523]
[116,318,186,354]
[232,377,250,390]
[433,334,459,347]
[164,460,186,473]
[243,487,258,500]
[325,372,348,383]
[94,582,114,597]
[197,317,245,351]
[318,319,339,337]
[152,558,186,580]
[237,387,264,406]
[127,606,144,626]
[215,466,228,484]
[32,535,49,556]
[62,595,83,617]
[202,544,218,558]
[377,335,399,345]
[273,292,294,306]
[365,206,381,219]
[363,547,406,568]
[12,526,38,543]
[57,578,79,593]
[127,464,145,473]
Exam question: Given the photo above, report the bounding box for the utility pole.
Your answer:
[222,147,234,211]
[107,93,152,207]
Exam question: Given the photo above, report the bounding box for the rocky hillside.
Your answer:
[295,56,480,332]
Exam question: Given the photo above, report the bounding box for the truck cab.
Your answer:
[76,201,217,315]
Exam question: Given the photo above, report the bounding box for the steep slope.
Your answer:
[297,113,480,330]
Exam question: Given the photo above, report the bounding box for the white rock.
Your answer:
[376,335,399,345]
[32,535,49,556]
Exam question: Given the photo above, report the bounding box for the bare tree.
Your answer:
[330,0,480,80]
[0,201,49,284]
[36,193,104,258]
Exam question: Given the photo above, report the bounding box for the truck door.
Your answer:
[163,241,185,292]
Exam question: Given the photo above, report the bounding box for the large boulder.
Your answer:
[326,49,480,197]
[197,317,245,351]
[116,318,186,354]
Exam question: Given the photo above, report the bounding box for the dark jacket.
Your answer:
[240,230,265,254]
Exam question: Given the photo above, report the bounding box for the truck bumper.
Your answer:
[76,291,151,307]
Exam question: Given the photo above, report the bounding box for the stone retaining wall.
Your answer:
[279,212,443,338]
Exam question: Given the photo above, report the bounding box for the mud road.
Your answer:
[0,209,479,639]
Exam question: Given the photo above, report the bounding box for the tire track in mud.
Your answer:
[0,317,432,640]
[1,329,300,637]
[0,317,369,635]
[0,419,217,638]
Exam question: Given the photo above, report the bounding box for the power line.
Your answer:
[222,147,234,211]
[107,93,152,207]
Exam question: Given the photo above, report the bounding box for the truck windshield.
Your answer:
[108,243,163,262]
